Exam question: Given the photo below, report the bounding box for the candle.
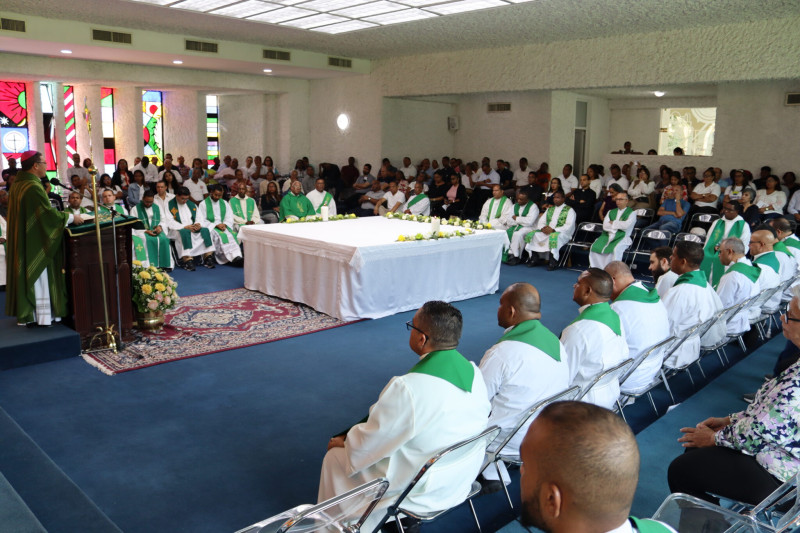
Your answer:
[431,217,440,233]
[321,205,329,221]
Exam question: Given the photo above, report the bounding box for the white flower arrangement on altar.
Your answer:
[283,213,357,223]
[396,228,474,242]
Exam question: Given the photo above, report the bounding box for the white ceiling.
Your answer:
[4,0,799,60]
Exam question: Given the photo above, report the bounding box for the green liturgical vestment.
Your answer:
[279,192,315,221]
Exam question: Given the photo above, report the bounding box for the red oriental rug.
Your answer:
[81,288,360,375]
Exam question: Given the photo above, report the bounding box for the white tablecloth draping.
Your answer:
[240,217,508,321]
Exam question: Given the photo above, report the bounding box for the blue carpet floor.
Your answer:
[0,263,781,532]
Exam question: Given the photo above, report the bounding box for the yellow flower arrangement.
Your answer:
[142,284,153,295]
[155,273,164,282]
[154,283,166,292]
[132,263,179,315]
[139,271,152,280]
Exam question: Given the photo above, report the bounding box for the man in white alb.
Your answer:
[589,192,636,269]
[749,227,785,311]
[650,246,679,298]
[230,183,263,239]
[166,186,216,270]
[196,184,243,267]
[306,177,337,216]
[716,237,761,336]
[504,190,540,265]
[131,191,174,270]
[479,184,514,229]
[403,181,430,216]
[524,191,576,270]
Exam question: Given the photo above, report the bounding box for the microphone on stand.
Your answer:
[50,178,74,191]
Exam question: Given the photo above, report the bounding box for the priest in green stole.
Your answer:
[479,184,513,230]
[6,151,84,326]
[132,191,174,270]
[524,191,576,269]
[700,202,750,286]
[279,180,315,221]
[589,192,636,269]
[504,191,540,265]
[306,177,337,216]
[196,184,243,266]
[769,217,800,298]
[230,186,263,240]
[318,301,490,522]
[65,191,91,217]
[165,187,215,270]
[716,237,761,335]
[98,188,128,216]
[749,227,783,311]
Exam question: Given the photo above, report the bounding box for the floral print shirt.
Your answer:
[716,360,800,482]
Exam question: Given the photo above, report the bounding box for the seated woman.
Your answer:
[259,181,281,224]
[667,287,800,506]
[740,188,762,231]
[756,175,787,221]
[723,169,754,204]
[427,171,449,218]
[598,183,624,221]
[628,166,655,210]
[543,177,563,208]
[441,172,467,218]
[99,173,124,201]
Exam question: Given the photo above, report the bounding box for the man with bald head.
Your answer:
[749,226,783,310]
[605,261,671,393]
[520,401,676,533]
[561,268,629,408]
[478,283,570,491]
[662,241,725,369]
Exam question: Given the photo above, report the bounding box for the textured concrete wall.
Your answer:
[218,94,268,164]
[71,84,104,170]
[381,97,455,167]
[113,86,144,163]
[162,89,204,162]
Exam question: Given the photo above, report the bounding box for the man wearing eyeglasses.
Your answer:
[317,301,490,532]
[6,150,84,327]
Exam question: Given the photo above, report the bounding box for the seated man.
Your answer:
[65,190,91,217]
[716,237,760,336]
[561,268,629,409]
[605,261,671,393]
[185,167,209,205]
[167,187,216,271]
[402,181,430,216]
[662,241,726,369]
[306,177,337,216]
[770,217,800,298]
[357,179,388,217]
[478,283,569,489]
[279,179,315,221]
[645,185,689,238]
[197,184,243,267]
[318,301,490,531]
[132,191,174,270]
[650,246,679,298]
[70,174,94,208]
[700,202,751,287]
[375,180,405,216]
[504,190,539,265]
[524,191,575,270]
[478,184,513,230]
[97,188,127,216]
[230,184,263,239]
[520,401,677,533]
[589,192,636,269]
[749,226,783,311]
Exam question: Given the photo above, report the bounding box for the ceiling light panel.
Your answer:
[170,0,238,12]
[310,19,379,33]
[332,1,407,18]
[296,0,369,10]
[280,13,349,28]
[248,6,317,22]
[426,0,508,15]
[365,8,437,24]
[211,0,280,17]
[394,0,445,5]
[128,0,176,5]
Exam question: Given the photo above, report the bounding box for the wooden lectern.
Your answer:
[64,216,142,349]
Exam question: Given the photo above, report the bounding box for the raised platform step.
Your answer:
[0,471,46,533]
[0,407,122,533]
[0,317,81,371]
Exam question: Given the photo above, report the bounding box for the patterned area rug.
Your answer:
[81,288,360,375]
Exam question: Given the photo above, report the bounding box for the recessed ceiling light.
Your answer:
[263,68,273,72]
[61,49,73,54]
[337,113,350,131]
[173,60,184,64]
[654,91,665,97]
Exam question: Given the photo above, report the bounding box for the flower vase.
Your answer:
[136,310,165,331]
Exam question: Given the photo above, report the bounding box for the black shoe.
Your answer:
[477,474,504,496]
[505,256,520,266]
[230,257,244,268]
[381,517,420,533]
[179,259,195,272]
[743,393,755,403]
[526,258,538,268]
[764,374,774,381]
[547,262,558,271]
[203,256,216,269]
[163,268,173,273]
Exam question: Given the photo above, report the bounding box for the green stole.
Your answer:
[486,196,508,219]
[505,201,534,241]
[498,320,561,362]
[784,236,800,252]
[774,240,792,257]
[231,196,256,223]
[69,207,90,215]
[673,269,708,288]
[408,349,474,392]
[724,261,761,285]
[279,192,314,221]
[525,205,571,249]
[5,171,71,323]
[629,516,674,533]
[204,197,238,244]
[590,207,634,254]
[168,198,212,249]
[406,193,428,208]
[700,218,745,286]
[98,204,125,216]
[314,192,333,214]
[569,302,622,335]
[134,203,171,267]
[753,251,780,274]
[615,283,660,304]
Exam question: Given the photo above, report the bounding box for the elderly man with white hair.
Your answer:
[716,237,761,336]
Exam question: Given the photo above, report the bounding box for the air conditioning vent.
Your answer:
[786,93,800,106]
[447,116,460,131]
[263,49,291,61]
[92,29,132,44]
[185,40,218,53]
[487,102,512,113]
[328,56,352,68]
[1,18,26,32]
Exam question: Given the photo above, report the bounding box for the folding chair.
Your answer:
[627,229,673,267]
[687,212,720,232]
[577,358,634,410]
[651,493,760,533]
[662,314,721,390]
[371,426,502,533]
[234,478,389,533]
[673,232,705,245]
[707,294,761,358]
[480,386,581,510]
[634,208,655,229]
[699,301,750,368]
[752,284,788,340]
[558,221,603,268]
[616,336,677,419]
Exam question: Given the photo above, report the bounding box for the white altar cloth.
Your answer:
[241,217,507,321]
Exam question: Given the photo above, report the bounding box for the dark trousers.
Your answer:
[668,446,782,506]
[773,340,800,376]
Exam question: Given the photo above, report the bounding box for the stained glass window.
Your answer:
[101,87,116,175]
[0,81,30,164]
[658,108,716,156]
[142,90,164,162]
[206,94,219,168]
[40,82,58,179]
[63,85,78,162]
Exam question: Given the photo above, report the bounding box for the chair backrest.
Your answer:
[652,493,760,532]
[691,213,720,224]
[749,473,800,531]
[578,358,634,402]
[641,228,672,244]
[661,320,706,364]
[234,478,390,533]
[674,232,704,244]
[619,335,676,387]
[573,222,603,244]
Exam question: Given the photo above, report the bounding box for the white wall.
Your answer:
[162,89,204,161]
[218,94,271,165]
[381,97,455,167]
[113,86,144,164]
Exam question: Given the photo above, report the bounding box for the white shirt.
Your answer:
[589,178,603,197]
[153,192,174,218]
[185,179,208,204]
[513,168,531,187]
[788,190,800,215]
[479,196,514,229]
[628,180,655,199]
[717,257,761,335]
[755,189,787,214]
[693,182,721,208]
[561,303,629,410]
[611,282,671,392]
[404,194,430,216]
[607,176,630,192]
[158,168,182,184]
[559,174,578,195]
[399,165,417,180]
[656,270,679,298]
[66,165,89,183]
[476,169,500,190]
[306,189,337,215]
[132,163,158,184]
[382,190,406,211]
